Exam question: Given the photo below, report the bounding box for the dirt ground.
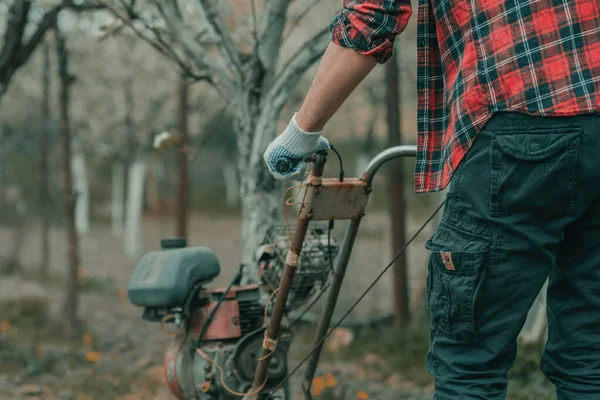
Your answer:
[0,208,440,400]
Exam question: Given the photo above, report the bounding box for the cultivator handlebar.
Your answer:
[245,145,418,399]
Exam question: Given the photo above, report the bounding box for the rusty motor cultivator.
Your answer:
[126,145,419,400]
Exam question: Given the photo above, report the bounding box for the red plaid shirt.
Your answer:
[330,0,600,193]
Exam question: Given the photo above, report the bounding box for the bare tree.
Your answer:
[96,0,332,271]
[176,73,190,238]
[40,36,52,275]
[0,0,102,106]
[56,23,80,337]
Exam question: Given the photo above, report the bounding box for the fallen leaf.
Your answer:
[324,372,338,388]
[85,351,102,363]
[356,390,369,400]
[117,288,128,300]
[311,376,326,396]
[0,320,11,332]
[77,268,86,279]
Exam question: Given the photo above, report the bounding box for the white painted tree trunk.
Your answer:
[124,159,146,258]
[223,163,239,208]
[71,150,89,234]
[111,162,125,237]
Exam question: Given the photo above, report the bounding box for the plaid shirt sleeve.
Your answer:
[330,0,413,64]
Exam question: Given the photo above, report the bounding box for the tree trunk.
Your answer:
[124,159,146,258]
[71,147,89,234]
[176,74,189,238]
[155,157,169,237]
[111,161,125,237]
[386,47,409,328]
[0,125,5,215]
[237,111,281,284]
[356,118,376,176]
[7,202,27,273]
[223,164,239,208]
[56,26,80,338]
[0,2,62,108]
[40,39,51,275]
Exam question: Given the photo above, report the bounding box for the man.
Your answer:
[263,0,600,398]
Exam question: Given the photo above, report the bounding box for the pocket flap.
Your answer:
[425,223,490,253]
[494,130,581,161]
[429,251,487,276]
[425,223,490,277]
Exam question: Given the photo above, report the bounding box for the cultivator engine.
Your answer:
[127,228,337,400]
[160,284,294,400]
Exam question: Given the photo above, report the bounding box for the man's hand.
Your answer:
[264,42,377,180]
[263,113,330,180]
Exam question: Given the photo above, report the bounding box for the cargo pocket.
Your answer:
[425,223,490,343]
[490,129,582,217]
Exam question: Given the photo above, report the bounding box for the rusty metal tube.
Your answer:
[302,217,362,392]
[246,161,326,399]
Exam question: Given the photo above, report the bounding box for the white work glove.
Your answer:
[263,113,330,180]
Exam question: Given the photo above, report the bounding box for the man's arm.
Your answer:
[296,0,413,131]
[296,42,377,132]
[264,0,413,179]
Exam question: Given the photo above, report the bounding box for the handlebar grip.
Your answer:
[275,157,294,174]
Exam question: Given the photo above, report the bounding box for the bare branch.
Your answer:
[196,0,243,81]
[0,0,30,70]
[249,28,330,168]
[93,0,210,82]
[20,6,63,64]
[94,0,168,55]
[281,0,323,47]
[256,0,292,71]
[154,0,236,95]
[135,13,189,69]
[0,1,62,104]
[249,0,259,42]
[266,28,330,113]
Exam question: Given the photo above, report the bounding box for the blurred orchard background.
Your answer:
[0,0,554,399]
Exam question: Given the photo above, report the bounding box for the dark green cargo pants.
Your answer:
[425,112,600,400]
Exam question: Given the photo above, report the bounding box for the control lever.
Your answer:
[275,152,328,174]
